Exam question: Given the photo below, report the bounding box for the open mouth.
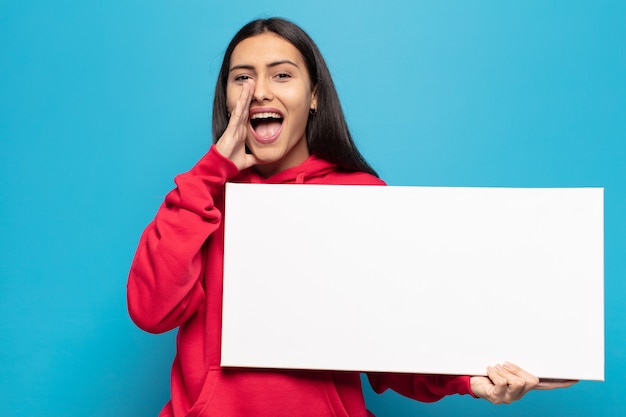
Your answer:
[250,111,284,143]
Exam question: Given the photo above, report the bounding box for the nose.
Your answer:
[251,78,272,102]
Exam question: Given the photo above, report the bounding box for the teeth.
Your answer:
[250,112,282,120]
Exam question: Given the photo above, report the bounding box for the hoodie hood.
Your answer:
[231,155,339,185]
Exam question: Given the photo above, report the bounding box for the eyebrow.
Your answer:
[229,59,299,73]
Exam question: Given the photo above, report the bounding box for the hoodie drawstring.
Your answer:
[295,172,306,184]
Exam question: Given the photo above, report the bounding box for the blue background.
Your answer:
[1,1,624,416]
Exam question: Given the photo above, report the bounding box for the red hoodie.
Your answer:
[127,146,474,417]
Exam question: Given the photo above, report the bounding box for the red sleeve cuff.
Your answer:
[447,375,477,398]
[186,145,240,181]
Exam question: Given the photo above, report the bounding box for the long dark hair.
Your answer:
[212,17,378,177]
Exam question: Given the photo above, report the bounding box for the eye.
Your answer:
[233,74,252,82]
[275,72,292,80]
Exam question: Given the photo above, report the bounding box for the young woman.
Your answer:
[127,17,574,417]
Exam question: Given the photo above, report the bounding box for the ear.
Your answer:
[310,86,318,112]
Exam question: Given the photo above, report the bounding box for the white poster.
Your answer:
[222,184,604,381]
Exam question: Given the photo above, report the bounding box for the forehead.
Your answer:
[229,32,305,68]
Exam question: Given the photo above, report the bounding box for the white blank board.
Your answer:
[222,184,604,381]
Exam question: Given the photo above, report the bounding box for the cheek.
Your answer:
[283,86,313,114]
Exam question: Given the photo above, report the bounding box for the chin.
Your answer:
[249,145,282,162]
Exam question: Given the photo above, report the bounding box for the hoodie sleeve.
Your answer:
[127,146,239,334]
[367,372,476,403]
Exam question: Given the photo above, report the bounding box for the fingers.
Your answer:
[229,80,254,126]
[216,80,261,170]
[485,365,508,399]
[503,362,540,394]
[485,364,527,404]
[481,363,540,404]
[474,363,577,405]
[502,362,540,387]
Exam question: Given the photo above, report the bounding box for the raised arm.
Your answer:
[126,147,239,333]
[127,82,256,333]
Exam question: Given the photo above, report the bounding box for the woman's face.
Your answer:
[227,32,317,176]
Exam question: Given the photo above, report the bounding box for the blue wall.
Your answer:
[1,1,624,416]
